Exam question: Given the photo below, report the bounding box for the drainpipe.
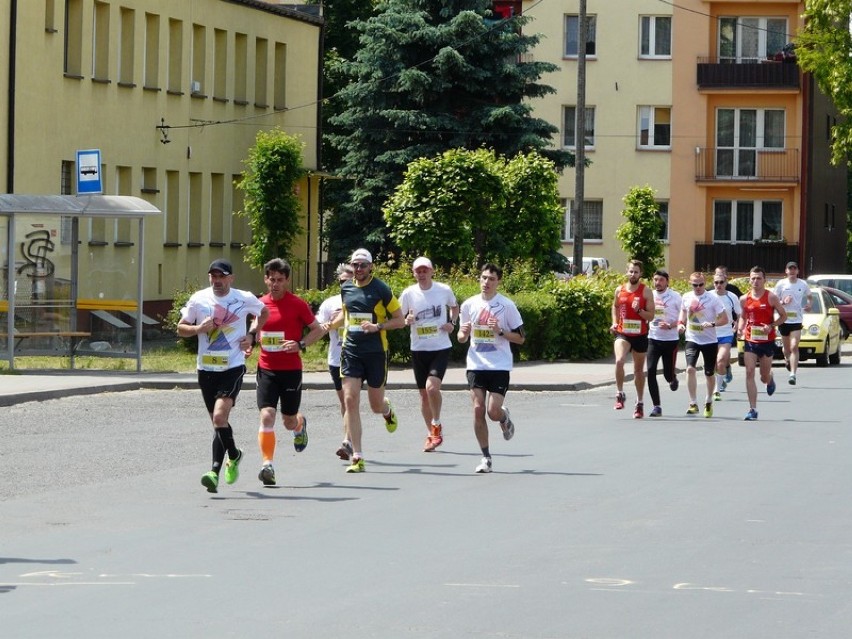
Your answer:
[6,0,17,193]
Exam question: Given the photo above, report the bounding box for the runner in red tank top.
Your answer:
[610,259,655,418]
[737,266,786,421]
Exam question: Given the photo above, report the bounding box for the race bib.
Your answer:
[472,324,495,344]
[786,310,798,320]
[347,312,372,332]
[654,307,665,319]
[621,319,641,335]
[415,323,441,340]
[689,322,703,332]
[201,353,229,372]
[750,326,769,341]
[260,331,285,352]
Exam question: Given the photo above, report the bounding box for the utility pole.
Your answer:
[572,0,587,276]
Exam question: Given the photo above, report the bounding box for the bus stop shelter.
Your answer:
[0,195,161,371]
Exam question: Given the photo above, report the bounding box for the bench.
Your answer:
[1,331,91,366]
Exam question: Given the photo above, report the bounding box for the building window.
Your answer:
[564,14,596,57]
[119,7,135,86]
[45,0,57,32]
[210,173,225,245]
[716,108,785,177]
[274,42,287,110]
[563,106,595,150]
[188,172,203,245]
[638,106,671,149]
[168,19,182,93]
[713,200,782,243]
[640,16,671,58]
[255,38,268,107]
[213,29,228,101]
[657,201,669,242]
[563,199,604,241]
[92,1,110,81]
[191,24,206,96]
[64,0,83,76]
[144,13,160,89]
[719,17,788,63]
[60,160,75,245]
[234,33,248,104]
[165,170,180,245]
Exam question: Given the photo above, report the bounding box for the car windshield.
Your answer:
[809,293,823,314]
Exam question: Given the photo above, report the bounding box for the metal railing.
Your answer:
[694,147,799,183]
[697,57,799,89]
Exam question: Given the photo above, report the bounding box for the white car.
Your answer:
[563,256,610,277]
[807,274,852,296]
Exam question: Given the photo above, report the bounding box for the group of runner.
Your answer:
[611,259,811,422]
[178,251,525,493]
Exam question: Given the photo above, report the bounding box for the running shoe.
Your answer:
[633,402,644,419]
[346,457,365,473]
[788,374,796,386]
[224,449,243,485]
[424,424,443,452]
[703,402,713,418]
[336,441,353,461]
[649,406,662,417]
[724,366,733,384]
[767,376,776,397]
[475,457,493,473]
[501,407,515,441]
[719,379,728,392]
[201,471,219,493]
[614,392,626,410]
[744,408,759,421]
[258,464,276,486]
[686,403,699,415]
[669,377,679,392]
[383,399,398,433]
[293,416,308,453]
[713,391,722,401]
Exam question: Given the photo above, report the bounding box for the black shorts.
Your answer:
[198,365,246,413]
[615,333,649,354]
[744,341,776,359]
[778,323,803,337]
[256,367,302,415]
[328,365,342,391]
[411,349,451,388]
[466,370,510,396]
[341,349,388,389]
[685,341,718,376]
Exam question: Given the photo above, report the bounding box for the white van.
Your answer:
[565,256,610,276]
[806,274,852,295]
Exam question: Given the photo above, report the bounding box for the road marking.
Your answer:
[444,583,521,588]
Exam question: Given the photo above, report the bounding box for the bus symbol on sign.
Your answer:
[76,149,103,194]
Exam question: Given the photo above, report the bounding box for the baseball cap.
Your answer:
[350,248,372,264]
[786,261,799,269]
[208,259,233,275]
[412,256,433,270]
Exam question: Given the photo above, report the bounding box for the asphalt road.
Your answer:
[2,365,851,638]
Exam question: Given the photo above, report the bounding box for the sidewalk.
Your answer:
[0,359,622,406]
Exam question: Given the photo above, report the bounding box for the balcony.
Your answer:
[697,57,799,90]
[695,147,799,183]
[695,242,798,274]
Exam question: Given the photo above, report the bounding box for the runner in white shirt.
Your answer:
[645,269,682,417]
[178,259,268,494]
[398,257,458,452]
[316,264,355,460]
[773,261,812,385]
[457,263,524,474]
[678,272,728,418]
[712,272,742,398]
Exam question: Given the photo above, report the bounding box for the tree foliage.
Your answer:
[796,1,852,164]
[325,0,572,262]
[383,148,562,272]
[615,185,664,274]
[236,129,305,269]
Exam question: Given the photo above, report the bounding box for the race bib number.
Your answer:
[415,323,440,340]
[621,319,641,335]
[689,322,703,332]
[260,331,285,352]
[201,353,229,371]
[472,324,495,344]
[654,307,665,319]
[750,326,769,341]
[347,312,372,332]
[786,310,798,319]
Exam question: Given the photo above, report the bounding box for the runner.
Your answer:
[646,269,682,417]
[711,272,742,399]
[398,257,458,452]
[177,259,268,493]
[457,263,524,473]
[773,261,812,385]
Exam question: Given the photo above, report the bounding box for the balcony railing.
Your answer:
[695,243,798,274]
[697,57,799,89]
[695,147,799,183]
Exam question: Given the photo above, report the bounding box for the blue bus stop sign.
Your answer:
[76,149,103,195]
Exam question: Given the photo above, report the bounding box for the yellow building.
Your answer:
[514,0,845,277]
[0,0,324,322]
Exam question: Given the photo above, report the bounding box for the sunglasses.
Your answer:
[713,280,725,284]
[351,263,369,269]
[691,282,705,287]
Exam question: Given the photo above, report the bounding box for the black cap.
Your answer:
[786,261,798,269]
[208,259,232,275]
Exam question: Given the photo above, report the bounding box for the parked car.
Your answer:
[565,256,610,277]
[738,287,842,366]
[806,274,852,296]
[822,286,852,341]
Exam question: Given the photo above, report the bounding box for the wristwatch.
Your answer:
[498,330,505,336]
[298,339,306,351]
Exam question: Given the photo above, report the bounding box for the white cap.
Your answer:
[350,248,372,264]
[412,256,433,270]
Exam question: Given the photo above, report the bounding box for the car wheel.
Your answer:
[829,335,842,365]
[841,322,850,342]
[816,338,830,367]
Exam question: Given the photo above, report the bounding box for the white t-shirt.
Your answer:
[713,289,742,339]
[773,278,811,324]
[317,293,344,367]
[681,291,726,346]
[649,288,682,341]
[460,292,523,371]
[398,281,457,352]
[180,287,264,371]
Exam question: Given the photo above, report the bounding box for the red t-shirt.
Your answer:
[257,292,316,371]
[615,283,648,336]
[742,290,776,343]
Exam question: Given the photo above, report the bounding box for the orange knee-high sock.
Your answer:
[258,429,276,464]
